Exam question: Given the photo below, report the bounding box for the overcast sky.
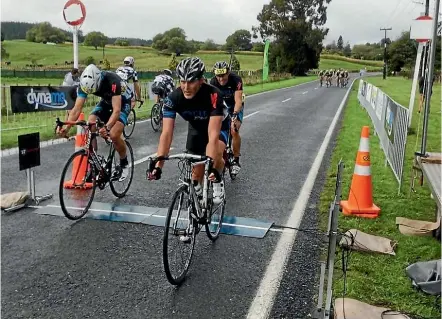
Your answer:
[1,0,439,45]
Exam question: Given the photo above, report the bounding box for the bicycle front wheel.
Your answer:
[123,109,136,138]
[163,185,196,285]
[59,149,96,220]
[151,103,162,132]
[109,140,135,198]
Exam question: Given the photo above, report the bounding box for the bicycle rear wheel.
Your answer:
[109,140,135,198]
[163,185,196,285]
[59,149,96,220]
[151,103,162,132]
[123,109,136,138]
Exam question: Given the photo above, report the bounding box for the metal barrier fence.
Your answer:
[0,81,157,150]
[357,79,409,192]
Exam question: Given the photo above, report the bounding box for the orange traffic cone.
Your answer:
[63,113,93,189]
[340,126,380,218]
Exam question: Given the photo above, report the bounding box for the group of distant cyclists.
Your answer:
[318,69,349,88]
[57,56,245,204]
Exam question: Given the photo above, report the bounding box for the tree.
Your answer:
[83,56,95,65]
[225,29,252,51]
[230,54,240,71]
[168,54,179,70]
[84,31,107,50]
[343,42,352,57]
[114,39,129,46]
[201,39,218,50]
[252,42,265,52]
[387,31,417,72]
[1,32,4,42]
[25,22,66,43]
[253,0,330,75]
[337,35,344,51]
[1,46,9,60]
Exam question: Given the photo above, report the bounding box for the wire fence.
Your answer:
[357,79,409,193]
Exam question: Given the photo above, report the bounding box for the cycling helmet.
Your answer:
[151,81,167,97]
[213,61,229,75]
[123,56,135,66]
[163,68,172,76]
[80,64,102,94]
[176,57,205,81]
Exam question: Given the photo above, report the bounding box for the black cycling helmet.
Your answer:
[163,68,172,76]
[176,57,205,81]
[213,61,229,75]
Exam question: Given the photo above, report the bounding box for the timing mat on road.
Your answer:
[30,201,274,239]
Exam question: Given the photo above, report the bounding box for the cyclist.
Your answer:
[318,69,325,87]
[151,69,175,103]
[57,64,131,181]
[116,56,142,108]
[147,57,229,205]
[210,61,243,175]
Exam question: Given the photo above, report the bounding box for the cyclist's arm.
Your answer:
[65,90,86,130]
[155,97,176,169]
[206,91,224,158]
[133,71,141,100]
[108,95,122,130]
[233,77,244,113]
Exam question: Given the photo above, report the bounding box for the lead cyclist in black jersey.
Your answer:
[57,64,131,181]
[147,57,229,205]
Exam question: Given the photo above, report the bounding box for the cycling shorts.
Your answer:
[186,119,230,156]
[91,99,131,126]
[228,104,244,123]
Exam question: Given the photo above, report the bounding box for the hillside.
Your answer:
[1,40,383,72]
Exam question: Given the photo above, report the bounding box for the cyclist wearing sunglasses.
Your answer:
[210,61,244,176]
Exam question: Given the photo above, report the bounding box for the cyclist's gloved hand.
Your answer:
[147,158,162,180]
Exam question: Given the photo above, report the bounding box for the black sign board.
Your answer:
[10,86,77,113]
[18,133,40,171]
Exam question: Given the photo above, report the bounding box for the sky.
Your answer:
[1,0,440,46]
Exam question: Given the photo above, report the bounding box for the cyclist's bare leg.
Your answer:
[191,140,225,182]
[109,122,127,159]
[87,114,99,151]
[231,122,241,158]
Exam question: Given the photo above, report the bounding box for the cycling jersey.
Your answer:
[152,74,175,98]
[115,65,138,83]
[209,72,243,110]
[162,83,230,155]
[77,71,131,125]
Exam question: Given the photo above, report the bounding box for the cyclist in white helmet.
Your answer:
[151,69,175,103]
[116,56,142,108]
[57,64,132,181]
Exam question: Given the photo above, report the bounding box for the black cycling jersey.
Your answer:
[162,83,226,132]
[210,72,243,110]
[78,71,129,105]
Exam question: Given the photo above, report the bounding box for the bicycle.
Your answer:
[123,99,144,139]
[147,153,226,285]
[55,117,135,220]
[223,113,239,181]
[151,98,163,132]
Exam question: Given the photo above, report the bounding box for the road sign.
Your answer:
[63,0,86,27]
[410,15,433,42]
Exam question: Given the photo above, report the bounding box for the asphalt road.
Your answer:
[1,79,353,319]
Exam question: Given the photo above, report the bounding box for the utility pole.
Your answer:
[420,0,440,156]
[380,27,392,79]
[421,0,431,77]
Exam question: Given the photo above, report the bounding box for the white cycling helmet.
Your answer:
[123,56,135,66]
[80,64,102,94]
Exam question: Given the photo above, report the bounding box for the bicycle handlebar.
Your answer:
[136,99,144,109]
[54,117,105,134]
[149,153,209,163]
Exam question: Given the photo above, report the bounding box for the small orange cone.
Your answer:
[64,113,93,189]
[340,126,380,218]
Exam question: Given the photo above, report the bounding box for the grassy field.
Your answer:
[1,40,383,72]
[0,75,317,150]
[319,76,441,318]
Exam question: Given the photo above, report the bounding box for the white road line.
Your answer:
[281,98,291,103]
[302,91,308,94]
[243,111,260,119]
[315,87,318,90]
[246,78,356,319]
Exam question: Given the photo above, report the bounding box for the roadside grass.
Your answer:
[1,76,317,150]
[319,76,441,318]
